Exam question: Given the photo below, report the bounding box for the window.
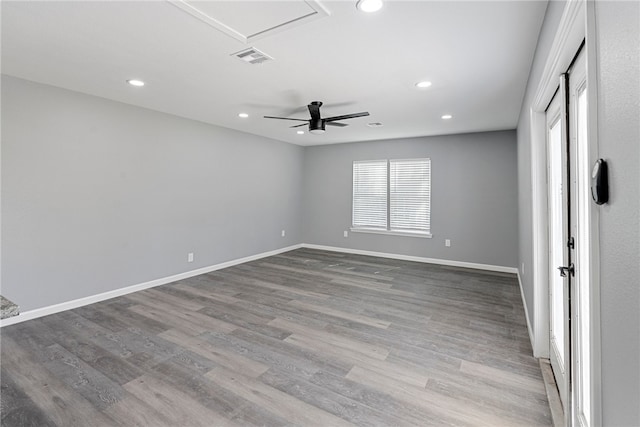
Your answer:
[352,158,431,237]
[352,160,387,229]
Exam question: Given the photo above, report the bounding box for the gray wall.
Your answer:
[517,1,640,424]
[1,75,304,312]
[594,1,640,424]
[302,131,519,268]
[516,0,566,328]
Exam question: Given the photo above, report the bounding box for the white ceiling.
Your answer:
[1,1,547,146]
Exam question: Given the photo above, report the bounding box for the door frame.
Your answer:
[529,0,601,424]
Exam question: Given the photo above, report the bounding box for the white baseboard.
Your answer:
[300,243,519,274]
[517,270,536,353]
[0,244,303,328]
[1,242,518,328]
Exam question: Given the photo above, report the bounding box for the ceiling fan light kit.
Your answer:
[310,117,326,134]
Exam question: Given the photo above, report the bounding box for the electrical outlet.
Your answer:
[445,239,451,247]
[343,230,348,238]
[522,263,525,274]
[281,230,286,237]
[188,253,194,263]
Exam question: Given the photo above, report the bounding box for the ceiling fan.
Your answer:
[264,101,369,134]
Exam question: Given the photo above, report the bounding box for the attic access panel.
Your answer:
[169,0,330,44]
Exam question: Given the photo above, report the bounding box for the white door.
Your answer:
[546,80,571,412]
[547,46,594,426]
[567,47,593,427]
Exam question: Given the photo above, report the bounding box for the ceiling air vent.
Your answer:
[232,47,273,65]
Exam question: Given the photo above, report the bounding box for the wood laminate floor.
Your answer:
[0,248,552,426]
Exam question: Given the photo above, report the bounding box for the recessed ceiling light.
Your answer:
[441,114,453,120]
[127,79,145,87]
[238,113,249,118]
[367,122,383,127]
[297,130,305,135]
[356,0,383,13]
[415,81,432,89]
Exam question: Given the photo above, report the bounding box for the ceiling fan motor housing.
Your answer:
[309,117,325,134]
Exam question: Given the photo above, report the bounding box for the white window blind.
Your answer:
[352,160,387,229]
[390,159,431,232]
[352,158,431,235]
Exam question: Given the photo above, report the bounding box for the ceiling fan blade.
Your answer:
[289,123,308,128]
[324,112,370,122]
[308,101,322,120]
[264,116,309,122]
[325,122,348,127]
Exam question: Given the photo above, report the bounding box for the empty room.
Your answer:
[1,1,638,426]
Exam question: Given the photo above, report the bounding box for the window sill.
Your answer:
[350,228,432,239]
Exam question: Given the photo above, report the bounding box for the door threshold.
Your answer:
[540,358,565,427]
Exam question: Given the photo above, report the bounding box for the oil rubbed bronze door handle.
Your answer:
[558,264,575,277]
